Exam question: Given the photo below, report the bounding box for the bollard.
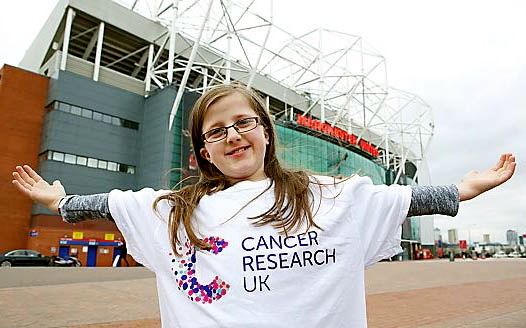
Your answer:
[449,252,455,262]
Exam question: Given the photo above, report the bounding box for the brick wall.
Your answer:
[0,65,48,253]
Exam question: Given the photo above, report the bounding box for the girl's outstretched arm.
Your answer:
[457,153,516,201]
[406,153,515,218]
[12,165,113,222]
[12,165,65,213]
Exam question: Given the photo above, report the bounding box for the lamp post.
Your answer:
[467,224,477,247]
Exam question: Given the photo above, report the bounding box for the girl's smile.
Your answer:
[226,145,251,156]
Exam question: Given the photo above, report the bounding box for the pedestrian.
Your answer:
[116,238,130,267]
[12,84,515,327]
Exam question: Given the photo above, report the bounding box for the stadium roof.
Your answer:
[20,0,434,184]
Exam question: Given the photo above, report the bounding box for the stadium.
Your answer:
[0,0,435,266]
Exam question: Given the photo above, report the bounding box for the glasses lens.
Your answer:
[204,128,226,142]
[235,117,258,132]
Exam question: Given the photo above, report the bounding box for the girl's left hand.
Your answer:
[12,165,66,213]
[457,153,516,201]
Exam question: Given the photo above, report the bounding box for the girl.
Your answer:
[12,84,515,327]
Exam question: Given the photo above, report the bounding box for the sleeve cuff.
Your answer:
[408,185,459,217]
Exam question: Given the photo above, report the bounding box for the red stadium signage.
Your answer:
[296,114,379,157]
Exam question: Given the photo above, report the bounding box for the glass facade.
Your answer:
[275,125,386,184]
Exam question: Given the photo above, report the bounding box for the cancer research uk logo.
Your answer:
[170,231,336,304]
[170,236,230,304]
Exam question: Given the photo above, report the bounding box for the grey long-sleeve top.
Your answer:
[58,185,459,223]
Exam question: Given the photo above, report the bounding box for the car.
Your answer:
[415,248,434,260]
[0,249,51,267]
[50,255,82,267]
[508,251,522,258]
[493,251,507,258]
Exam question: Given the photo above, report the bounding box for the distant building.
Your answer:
[448,229,458,244]
[483,234,491,244]
[506,230,518,246]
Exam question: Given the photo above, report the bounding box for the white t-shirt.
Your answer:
[108,175,411,328]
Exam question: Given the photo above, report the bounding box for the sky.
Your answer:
[273,0,526,244]
[1,0,524,243]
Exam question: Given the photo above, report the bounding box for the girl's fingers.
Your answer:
[15,166,36,185]
[12,180,31,196]
[12,172,32,190]
[497,155,515,180]
[492,153,508,171]
[23,165,43,183]
[492,153,514,172]
[501,156,516,174]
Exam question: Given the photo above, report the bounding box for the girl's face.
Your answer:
[199,92,269,181]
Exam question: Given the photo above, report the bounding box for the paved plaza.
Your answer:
[1,259,525,327]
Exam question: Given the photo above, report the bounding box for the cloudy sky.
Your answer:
[274,0,526,244]
[1,0,524,243]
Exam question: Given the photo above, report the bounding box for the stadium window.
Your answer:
[52,152,64,162]
[76,156,87,166]
[107,162,118,171]
[64,153,76,164]
[98,160,107,170]
[126,166,135,175]
[102,114,112,124]
[70,106,82,116]
[87,158,98,168]
[82,108,93,119]
[58,103,71,113]
[123,120,139,130]
[111,117,121,126]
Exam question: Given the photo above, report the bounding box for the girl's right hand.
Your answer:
[456,153,516,201]
[12,165,66,214]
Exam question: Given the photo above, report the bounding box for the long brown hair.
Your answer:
[154,84,321,255]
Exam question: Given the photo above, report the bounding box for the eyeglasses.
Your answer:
[202,117,260,143]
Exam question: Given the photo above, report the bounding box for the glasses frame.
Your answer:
[201,117,261,143]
